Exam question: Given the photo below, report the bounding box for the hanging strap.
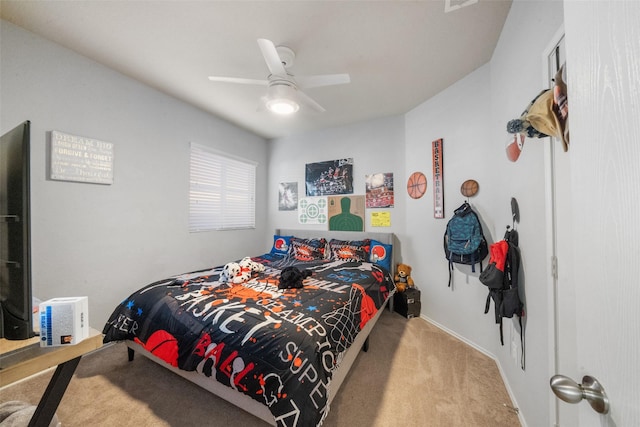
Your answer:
[484,292,492,315]
[519,314,525,370]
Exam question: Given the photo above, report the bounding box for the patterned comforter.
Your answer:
[102,253,393,427]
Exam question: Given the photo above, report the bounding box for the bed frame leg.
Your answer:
[362,337,369,352]
[127,347,135,361]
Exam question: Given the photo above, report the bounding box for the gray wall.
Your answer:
[0,20,269,329]
[489,2,565,423]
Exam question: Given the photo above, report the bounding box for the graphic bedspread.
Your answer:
[102,254,393,427]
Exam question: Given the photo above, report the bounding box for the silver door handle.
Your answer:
[550,375,610,414]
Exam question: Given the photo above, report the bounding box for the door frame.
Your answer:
[542,24,578,427]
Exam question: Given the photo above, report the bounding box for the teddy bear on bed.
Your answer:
[394,263,415,292]
[278,266,313,289]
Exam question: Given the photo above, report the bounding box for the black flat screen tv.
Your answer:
[0,120,34,340]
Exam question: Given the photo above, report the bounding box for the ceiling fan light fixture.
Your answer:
[265,83,299,115]
[266,98,299,115]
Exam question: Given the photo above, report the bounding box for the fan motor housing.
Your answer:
[276,46,295,68]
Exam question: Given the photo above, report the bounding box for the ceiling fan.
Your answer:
[208,38,350,115]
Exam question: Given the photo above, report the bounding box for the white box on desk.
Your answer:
[39,296,89,347]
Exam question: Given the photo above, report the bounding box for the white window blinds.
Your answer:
[189,143,256,232]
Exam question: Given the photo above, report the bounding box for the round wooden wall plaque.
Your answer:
[407,172,427,199]
[460,179,479,197]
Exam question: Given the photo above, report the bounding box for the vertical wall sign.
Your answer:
[432,138,444,218]
[50,131,114,184]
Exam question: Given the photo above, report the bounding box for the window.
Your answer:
[189,143,256,231]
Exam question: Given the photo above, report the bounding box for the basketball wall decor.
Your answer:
[460,179,479,197]
[407,172,427,199]
[432,138,444,218]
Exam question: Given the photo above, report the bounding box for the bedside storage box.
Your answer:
[393,288,421,319]
[39,296,89,347]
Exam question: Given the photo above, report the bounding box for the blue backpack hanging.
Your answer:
[443,202,488,287]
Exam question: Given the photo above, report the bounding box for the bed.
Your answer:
[102,229,398,426]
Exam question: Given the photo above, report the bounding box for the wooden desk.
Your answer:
[0,328,103,426]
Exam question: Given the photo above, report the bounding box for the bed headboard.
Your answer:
[275,228,400,276]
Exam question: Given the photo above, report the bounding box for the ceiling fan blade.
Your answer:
[297,89,326,113]
[257,38,287,76]
[208,76,268,86]
[296,73,351,89]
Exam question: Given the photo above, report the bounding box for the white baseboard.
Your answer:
[419,314,528,427]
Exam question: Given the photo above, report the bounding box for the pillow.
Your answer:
[328,239,370,262]
[270,234,293,255]
[369,239,393,272]
[288,237,327,261]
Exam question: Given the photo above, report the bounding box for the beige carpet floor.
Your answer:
[2,309,521,426]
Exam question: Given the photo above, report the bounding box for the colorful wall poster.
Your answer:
[305,158,354,196]
[365,172,394,208]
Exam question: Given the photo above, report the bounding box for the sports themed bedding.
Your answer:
[102,248,394,427]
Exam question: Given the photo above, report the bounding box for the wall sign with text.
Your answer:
[432,138,444,218]
[51,131,114,185]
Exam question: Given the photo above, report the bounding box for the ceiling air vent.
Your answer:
[444,0,478,13]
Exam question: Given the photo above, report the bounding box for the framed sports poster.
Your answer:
[432,138,444,218]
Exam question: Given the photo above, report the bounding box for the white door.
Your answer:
[552,2,640,426]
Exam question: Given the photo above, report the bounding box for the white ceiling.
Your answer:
[0,0,512,140]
